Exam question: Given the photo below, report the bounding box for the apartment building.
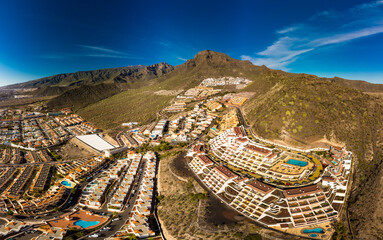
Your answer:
[203,165,238,194]
[189,154,214,175]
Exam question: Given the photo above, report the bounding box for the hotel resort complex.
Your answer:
[188,126,352,239]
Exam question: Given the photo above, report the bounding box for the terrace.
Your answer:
[48,210,107,230]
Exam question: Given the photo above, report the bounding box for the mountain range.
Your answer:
[7,50,383,239]
[7,50,383,112]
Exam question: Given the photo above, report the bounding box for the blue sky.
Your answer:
[0,0,383,86]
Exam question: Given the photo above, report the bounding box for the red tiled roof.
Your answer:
[245,145,272,156]
[332,146,343,151]
[214,166,237,180]
[233,177,248,183]
[235,138,248,143]
[197,155,213,165]
[322,176,336,182]
[233,127,244,137]
[247,180,275,195]
[283,184,322,198]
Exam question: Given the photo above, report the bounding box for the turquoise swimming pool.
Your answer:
[287,159,308,167]
[303,228,324,234]
[74,220,100,228]
[310,234,318,237]
[61,181,71,187]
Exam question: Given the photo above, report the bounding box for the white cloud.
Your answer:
[242,37,313,70]
[276,26,298,34]
[354,0,383,10]
[84,54,134,59]
[78,45,128,55]
[177,57,188,61]
[309,25,383,46]
[243,1,383,70]
[41,45,141,59]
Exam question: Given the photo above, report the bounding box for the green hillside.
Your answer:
[32,86,69,96]
[46,83,121,111]
[77,88,173,130]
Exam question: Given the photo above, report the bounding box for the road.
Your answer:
[157,110,167,120]
[115,130,125,147]
[90,159,147,239]
[6,229,42,240]
[0,160,71,168]
[13,158,148,240]
[1,161,113,239]
[0,154,100,168]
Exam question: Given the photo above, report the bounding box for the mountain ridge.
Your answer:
[6,62,174,90]
[5,50,383,94]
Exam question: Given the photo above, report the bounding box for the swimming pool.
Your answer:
[303,228,324,234]
[287,159,308,167]
[74,220,100,228]
[310,234,318,237]
[61,181,71,187]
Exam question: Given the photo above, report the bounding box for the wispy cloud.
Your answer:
[242,1,383,70]
[78,45,140,59]
[177,57,188,61]
[84,54,134,59]
[78,45,128,55]
[276,26,298,34]
[40,45,141,59]
[309,25,383,47]
[354,0,383,10]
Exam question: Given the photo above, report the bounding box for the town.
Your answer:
[0,77,353,240]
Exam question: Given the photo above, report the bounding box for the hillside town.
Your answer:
[0,109,99,149]
[0,77,353,240]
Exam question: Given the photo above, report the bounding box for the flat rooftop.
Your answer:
[76,134,116,152]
